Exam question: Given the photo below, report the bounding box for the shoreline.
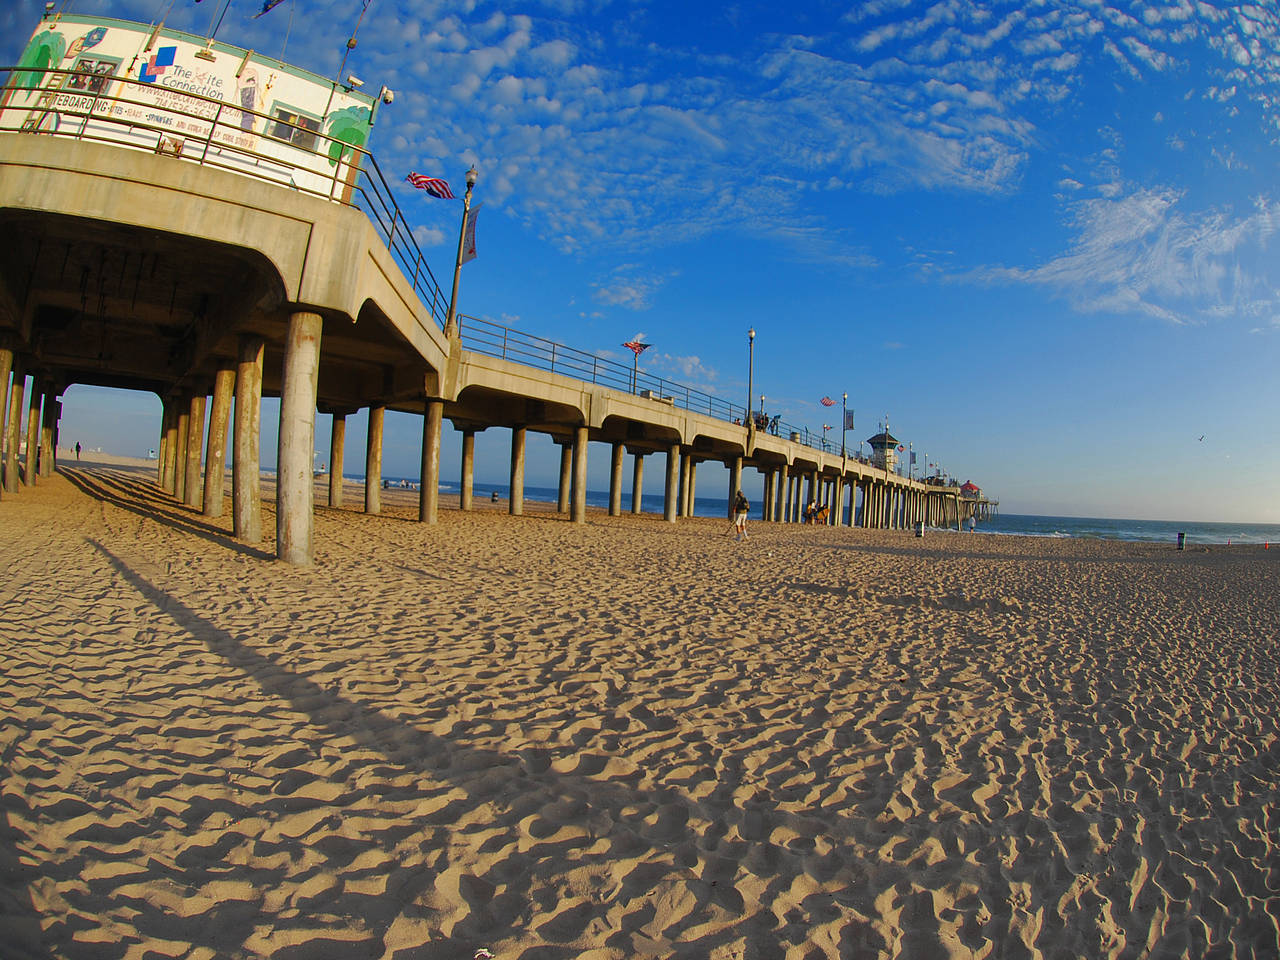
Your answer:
[53,449,1278,545]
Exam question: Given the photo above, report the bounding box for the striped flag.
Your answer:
[623,341,651,356]
[405,172,455,199]
[820,396,836,407]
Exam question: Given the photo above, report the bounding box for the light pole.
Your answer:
[840,392,848,457]
[746,328,755,427]
[444,166,478,337]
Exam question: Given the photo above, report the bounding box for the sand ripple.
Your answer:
[1,463,1278,958]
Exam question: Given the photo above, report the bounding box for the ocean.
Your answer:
[977,513,1280,546]
[366,476,1279,546]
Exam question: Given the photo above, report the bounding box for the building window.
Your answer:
[65,56,119,94]
[269,106,320,151]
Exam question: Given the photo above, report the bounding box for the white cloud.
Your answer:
[973,186,1280,325]
[591,270,676,310]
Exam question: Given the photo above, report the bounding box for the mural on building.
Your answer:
[2,14,374,199]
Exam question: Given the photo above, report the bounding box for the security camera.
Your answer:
[379,85,394,105]
[346,75,364,89]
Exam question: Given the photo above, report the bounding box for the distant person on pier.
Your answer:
[733,490,750,541]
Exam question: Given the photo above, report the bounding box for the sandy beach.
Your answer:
[2,454,1277,959]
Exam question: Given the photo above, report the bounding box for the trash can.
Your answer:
[915,521,925,538]
[1176,532,1185,550]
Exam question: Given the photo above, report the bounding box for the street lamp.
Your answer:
[746,328,755,427]
[444,165,478,337]
[840,392,848,457]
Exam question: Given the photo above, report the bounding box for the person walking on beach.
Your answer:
[733,490,750,541]
[75,441,81,460]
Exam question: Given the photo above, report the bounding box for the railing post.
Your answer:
[199,101,226,165]
[329,139,344,200]
[550,343,557,374]
[78,87,104,140]
[387,206,399,248]
[592,357,598,384]
[502,328,509,360]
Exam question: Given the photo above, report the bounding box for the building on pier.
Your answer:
[865,430,901,475]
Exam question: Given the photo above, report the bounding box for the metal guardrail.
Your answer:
[458,314,873,459]
[2,66,928,467]
[458,313,740,420]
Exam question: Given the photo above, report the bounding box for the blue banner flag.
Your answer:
[254,0,287,18]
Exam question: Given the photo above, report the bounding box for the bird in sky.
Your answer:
[1199,435,1205,442]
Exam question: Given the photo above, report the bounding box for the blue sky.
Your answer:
[6,0,1280,521]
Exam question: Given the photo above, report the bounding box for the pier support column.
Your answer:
[6,362,24,493]
[691,458,701,519]
[419,399,443,524]
[728,455,743,518]
[833,477,844,526]
[365,405,384,515]
[23,380,40,485]
[631,450,644,515]
[276,310,323,566]
[460,429,475,511]
[509,425,526,516]
[762,469,774,521]
[608,442,624,516]
[203,364,235,517]
[233,336,264,542]
[556,441,572,513]
[173,394,190,502]
[161,401,179,494]
[664,443,679,522]
[571,425,588,524]
[0,348,11,499]
[184,393,207,509]
[784,471,794,522]
[676,452,688,517]
[39,384,55,478]
[157,400,171,487]
[329,413,347,507]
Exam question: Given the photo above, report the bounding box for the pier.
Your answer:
[1,55,993,565]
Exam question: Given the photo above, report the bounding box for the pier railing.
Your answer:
[1,66,885,465]
[458,314,743,422]
[458,314,857,456]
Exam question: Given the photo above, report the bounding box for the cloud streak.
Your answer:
[974,188,1280,325]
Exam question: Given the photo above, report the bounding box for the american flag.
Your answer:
[405,172,455,199]
[623,341,651,356]
[820,396,836,407]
